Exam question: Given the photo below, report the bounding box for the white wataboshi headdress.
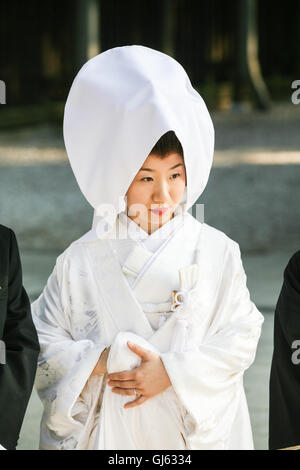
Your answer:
[63,45,215,238]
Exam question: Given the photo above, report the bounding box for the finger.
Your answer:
[107,371,135,381]
[124,395,147,408]
[108,380,137,388]
[111,387,141,396]
[127,341,152,360]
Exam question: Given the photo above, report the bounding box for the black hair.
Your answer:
[149,130,184,158]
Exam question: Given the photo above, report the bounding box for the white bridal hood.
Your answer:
[63,45,214,237]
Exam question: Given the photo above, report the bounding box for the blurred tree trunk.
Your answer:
[75,0,101,70]
[234,0,272,110]
[162,0,178,58]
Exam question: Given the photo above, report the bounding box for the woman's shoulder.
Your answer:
[55,239,85,265]
[184,216,241,267]
[185,213,235,242]
[54,231,104,273]
[195,218,240,253]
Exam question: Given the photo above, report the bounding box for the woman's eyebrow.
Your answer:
[139,163,184,172]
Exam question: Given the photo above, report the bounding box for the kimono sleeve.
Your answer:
[160,240,264,449]
[31,255,106,449]
[0,229,40,450]
[269,251,300,450]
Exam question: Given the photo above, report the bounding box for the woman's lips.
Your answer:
[150,207,169,215]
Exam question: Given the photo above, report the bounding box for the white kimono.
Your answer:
[33,44,264,450]
[31,211,264,450]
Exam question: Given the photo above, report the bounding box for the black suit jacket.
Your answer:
[269,250,300,449]
[0,225,40,450]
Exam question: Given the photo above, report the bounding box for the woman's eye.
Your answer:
[140,173,181,182]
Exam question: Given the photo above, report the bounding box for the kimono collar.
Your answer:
[117,210,184,244]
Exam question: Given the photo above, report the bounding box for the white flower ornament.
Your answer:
[170,264,200,352]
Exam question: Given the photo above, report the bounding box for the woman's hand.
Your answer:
[90,346,111,377]
[107,341,172,408]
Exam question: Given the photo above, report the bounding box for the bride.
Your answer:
[31,45,264,450]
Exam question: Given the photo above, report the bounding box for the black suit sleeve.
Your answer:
[0,230,40,450]
[269,251,300,450]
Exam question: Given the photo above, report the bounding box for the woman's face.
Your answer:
[125,152,187,234]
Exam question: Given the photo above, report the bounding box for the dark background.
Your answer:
[1,0,299,122]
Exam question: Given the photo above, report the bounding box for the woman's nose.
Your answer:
[152,181,170,203]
